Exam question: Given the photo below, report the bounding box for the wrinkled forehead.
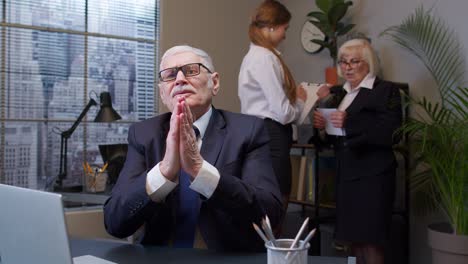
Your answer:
[160,51,202,70]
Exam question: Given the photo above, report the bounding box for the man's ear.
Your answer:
[210,72,220,96]
[159,83,167,106]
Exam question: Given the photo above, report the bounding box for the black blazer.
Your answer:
[103,108,282,251]
[324,78,403,180]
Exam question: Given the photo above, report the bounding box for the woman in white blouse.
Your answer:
[238,0,306,211]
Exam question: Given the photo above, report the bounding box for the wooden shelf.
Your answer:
[291,143,315,149]
[288,199,336,209]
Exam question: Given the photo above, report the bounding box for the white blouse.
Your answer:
[338,74,376,111]
[238,43,303,125]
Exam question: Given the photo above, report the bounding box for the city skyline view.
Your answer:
[1,0,159,190]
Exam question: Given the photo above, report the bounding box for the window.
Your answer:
[0,0,159,190]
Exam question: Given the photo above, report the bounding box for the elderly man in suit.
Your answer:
[104,45,282,251]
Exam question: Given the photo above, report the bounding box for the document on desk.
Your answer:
[317,108,346,136]
[74,255,117,264]
[297,82,322,125]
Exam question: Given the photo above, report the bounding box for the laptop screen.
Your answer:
[0,184,73,264]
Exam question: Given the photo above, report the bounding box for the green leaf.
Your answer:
[337,23,355,36]
[328,3,350,26]
[311,39,332,49]
[309,20,332,36]
[380,6,466,118]
[307,11,327,22]
[380,6,468,234]
[310,0,354,63]
[316,0,332,13]
[450,87,468,118]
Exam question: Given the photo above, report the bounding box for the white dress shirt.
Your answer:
[238,43,304,125]
[145,107,220,202]
[338,74,376,111]
[335,74,376,136]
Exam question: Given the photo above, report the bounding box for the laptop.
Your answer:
[0,184,115,264]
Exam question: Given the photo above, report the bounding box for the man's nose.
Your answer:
[174,69,188,86]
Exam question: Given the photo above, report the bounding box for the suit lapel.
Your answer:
[345,78,380,114]
[328,86,347,108]
[159,114,170,162]
[345,89,370,114]
[200,108,226,166]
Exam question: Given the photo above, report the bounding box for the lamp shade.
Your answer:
[94,92,122,122]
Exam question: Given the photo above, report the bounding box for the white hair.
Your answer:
[160,45,215,72]
[336,39,379,77]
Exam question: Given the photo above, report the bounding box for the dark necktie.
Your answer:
[173,126,201,248]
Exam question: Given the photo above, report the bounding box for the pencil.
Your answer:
[85,162,92,174]
[301,228,316,248]
[262,216,276,247]
[287,228,317,263]
[252,223,269,243]
[285,217,309,259]
[100,162,109,172]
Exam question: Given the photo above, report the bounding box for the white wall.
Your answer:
[281,0,468,102]
[281,1,468,264]
[159,2,467,262]
[160,0,468,113]
[159,0,263,113]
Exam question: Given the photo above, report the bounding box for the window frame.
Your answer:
[0,0,160,188]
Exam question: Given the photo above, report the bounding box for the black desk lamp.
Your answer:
[98,144,128,186]
[54,92,121,192]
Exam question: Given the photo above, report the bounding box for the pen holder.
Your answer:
[84,168,108,193]
[265,239,309,264]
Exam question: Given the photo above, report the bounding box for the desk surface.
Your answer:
[60,192,109,205]
[71,239,350,264]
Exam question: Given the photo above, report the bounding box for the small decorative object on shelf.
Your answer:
[83,162,108,193]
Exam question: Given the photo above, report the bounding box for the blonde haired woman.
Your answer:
[314,39,402,264]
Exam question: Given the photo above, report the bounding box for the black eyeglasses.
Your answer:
[159,63,212,82]
[337,59,363,68]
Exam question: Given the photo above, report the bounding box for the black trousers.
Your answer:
[264,118,293,196]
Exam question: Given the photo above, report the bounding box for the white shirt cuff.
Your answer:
[190,160,220,199]
[146,163,178,203]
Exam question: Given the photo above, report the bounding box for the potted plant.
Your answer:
[307,0,355,84]
[381,6,468,264]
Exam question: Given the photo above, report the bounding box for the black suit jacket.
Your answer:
[324,78,403,180]
[103,108,282,251]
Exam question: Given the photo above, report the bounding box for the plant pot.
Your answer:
[428,223,468,264]
[325,66,338,85]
